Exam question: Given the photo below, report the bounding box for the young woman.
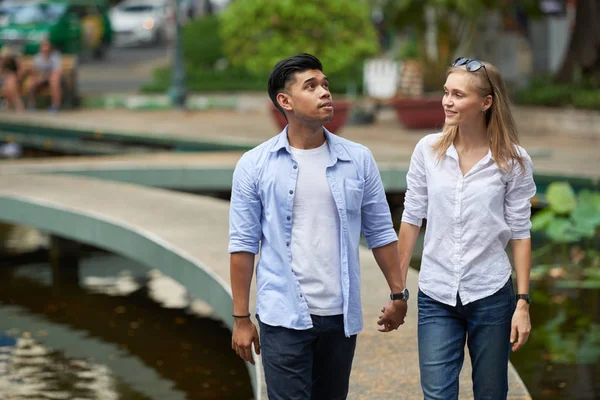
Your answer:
[1,54,24,112]
[398,57,536,399]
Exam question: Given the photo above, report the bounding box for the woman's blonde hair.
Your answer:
[432,61,524,173]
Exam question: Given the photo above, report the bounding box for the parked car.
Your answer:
[109,0,168,47]
[0,0,112,58]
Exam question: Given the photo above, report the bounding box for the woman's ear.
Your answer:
[482,94,493,112]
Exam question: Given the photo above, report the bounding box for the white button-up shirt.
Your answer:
[402,133,536,306]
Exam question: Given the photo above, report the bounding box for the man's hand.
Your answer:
[232,318,260,364]
[377,300,407,332]
[511,301,531,351]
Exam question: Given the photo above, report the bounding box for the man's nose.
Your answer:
[319,87,331,98]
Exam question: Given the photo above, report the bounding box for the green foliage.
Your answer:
[182,15,224,69]
[533,183,600,243]
[142,66,268,93]
[141,65,363,94]
[531,182,600,285]
[219,0,379,75]
[515,77,600,110]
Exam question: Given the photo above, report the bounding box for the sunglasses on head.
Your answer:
[452,57,494,94]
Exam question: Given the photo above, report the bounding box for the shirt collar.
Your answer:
[269,126,351,162]
[446,142,494,162]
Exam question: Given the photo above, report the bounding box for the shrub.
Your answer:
[514,77,600,110]
[182,15,224,69]
[219,0,379,75]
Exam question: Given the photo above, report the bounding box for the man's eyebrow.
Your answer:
[303,76,329,84]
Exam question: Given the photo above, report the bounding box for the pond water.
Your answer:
[0,249,254,400]
[510,282,600,399]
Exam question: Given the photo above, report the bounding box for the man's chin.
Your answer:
[322,113,335,123]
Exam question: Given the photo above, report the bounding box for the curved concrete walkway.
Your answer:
[0,173,531,399]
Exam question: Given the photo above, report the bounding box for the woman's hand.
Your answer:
[510,301,531,351]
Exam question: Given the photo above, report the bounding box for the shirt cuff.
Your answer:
[228,240,259,254]
[401,214,423,227]
[510,230,531,240]
[365,229,398,250]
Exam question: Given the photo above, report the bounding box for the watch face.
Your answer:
[402,288,410,300]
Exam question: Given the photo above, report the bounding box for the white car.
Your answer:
[109,0,169,47]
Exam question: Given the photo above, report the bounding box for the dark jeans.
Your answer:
[258,314,357,400]
[418,278,516,400]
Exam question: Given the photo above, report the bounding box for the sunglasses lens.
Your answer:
[452,57,468,67]
[466,60,483,72]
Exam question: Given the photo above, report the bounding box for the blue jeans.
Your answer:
[418,278,516,400]
[258,314,357,400]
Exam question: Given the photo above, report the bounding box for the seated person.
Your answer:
[27,39,62,112]
[1,55,24,112]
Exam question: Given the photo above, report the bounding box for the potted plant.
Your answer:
[382,0,497,130]
[220,0,380,134]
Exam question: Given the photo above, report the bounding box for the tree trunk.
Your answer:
[555,0,600,86]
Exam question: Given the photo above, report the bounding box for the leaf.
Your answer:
[546,182,577,214]
[531,209,556,231]
[572,190,600,232]
[546,218,582,243]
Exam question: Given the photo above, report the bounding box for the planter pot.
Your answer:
[392,96,445,130]
[269,100,353,134]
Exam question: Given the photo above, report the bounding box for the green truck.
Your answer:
[0,0,112,58]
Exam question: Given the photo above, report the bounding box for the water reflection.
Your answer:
[0,251,253,399]
[510,283,600,399]
[0,332,136,399]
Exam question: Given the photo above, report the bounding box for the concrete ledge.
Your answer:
[0,174,264,397]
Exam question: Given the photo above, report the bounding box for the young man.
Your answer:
[27,39,62,112]
[228,53,407,400]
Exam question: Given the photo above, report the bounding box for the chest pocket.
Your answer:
[344,178,364,215]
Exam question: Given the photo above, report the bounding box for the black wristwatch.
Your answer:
[391,288,409,301]
[516,294,531,304]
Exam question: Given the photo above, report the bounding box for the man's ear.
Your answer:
[277,92,293,112]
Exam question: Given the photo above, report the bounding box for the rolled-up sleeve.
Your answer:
[505,152,536,239]
[402,139,428,227]
[228,153,262,254]
[361,149,398,249]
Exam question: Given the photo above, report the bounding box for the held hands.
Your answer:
[510,301,531,352]
[377,300,407,332]
[231,317,260,365]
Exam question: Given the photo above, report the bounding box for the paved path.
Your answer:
[0,173,530,399]
[1,107,598,181]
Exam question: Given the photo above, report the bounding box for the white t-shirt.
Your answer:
[290,141,343,316]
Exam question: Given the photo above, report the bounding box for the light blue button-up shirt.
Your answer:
[228,128,397,337]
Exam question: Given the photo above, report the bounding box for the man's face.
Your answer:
[278,69,334,124]
[40,40,51,55]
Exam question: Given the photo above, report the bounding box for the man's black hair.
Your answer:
[268,53,323,118]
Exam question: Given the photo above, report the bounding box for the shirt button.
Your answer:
[289,190,294,194]
[286,216,291,221]
[293,165,297,169]
[286,242,289,247]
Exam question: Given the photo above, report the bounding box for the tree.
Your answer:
[219,0,379,75]
[555,0,600,87]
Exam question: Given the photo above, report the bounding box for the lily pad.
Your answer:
[547,182,577,214]
[532,209,555,232]
[546,218,581,243]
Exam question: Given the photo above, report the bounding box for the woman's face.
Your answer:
[442,71,489,127]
